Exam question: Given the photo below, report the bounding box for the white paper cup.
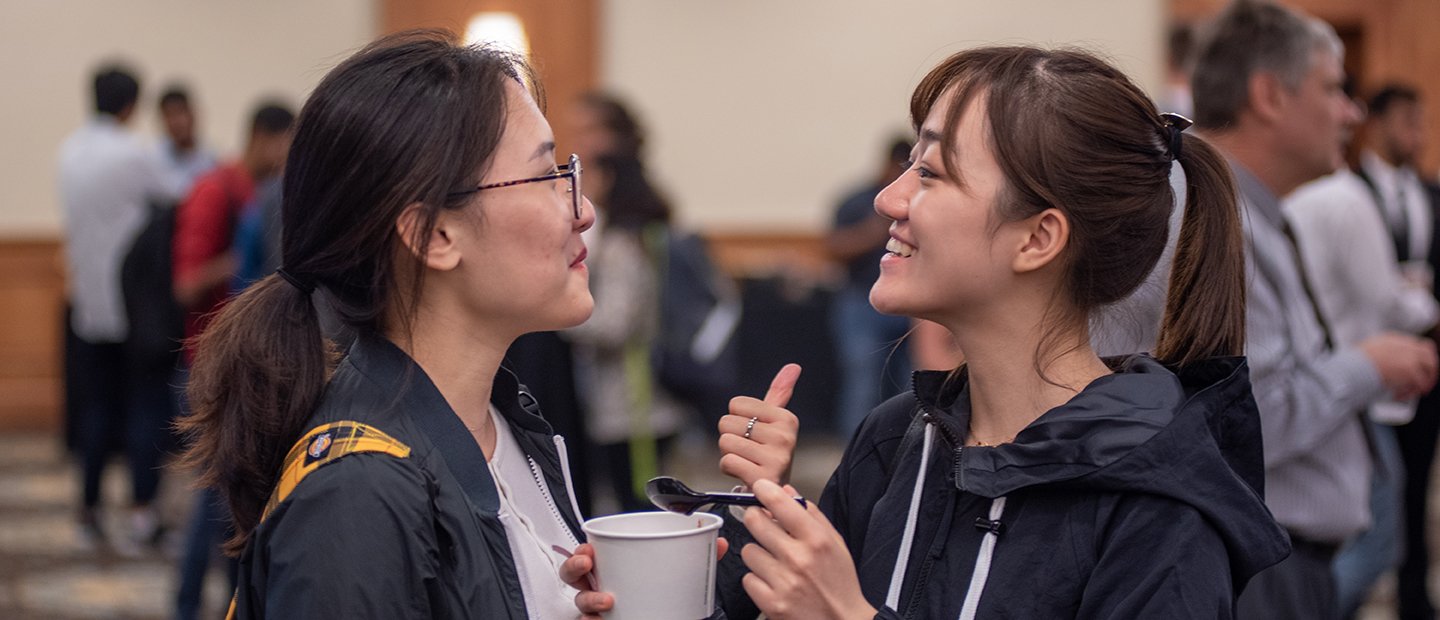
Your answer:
[582,511,723,620]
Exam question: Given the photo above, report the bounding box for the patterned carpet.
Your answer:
[0,434,227,620]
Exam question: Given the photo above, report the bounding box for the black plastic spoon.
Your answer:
[645,476,807,515]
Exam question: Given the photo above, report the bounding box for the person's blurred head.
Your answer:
[93,64,140,123]
[878,136,914,186]
[244,102,295,180]
[1191,0,1362,191]
[158,86,197,149]
[571,91,644,162]
[1365,84,1426,168]
[1167,23,1195,77]
[872,46,1244,368]
[573,92,669,229]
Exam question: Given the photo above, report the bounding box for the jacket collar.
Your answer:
[344,332,561,518]
[346,331,554,436]
[911,355,1251,497]
[906,355,1286,588]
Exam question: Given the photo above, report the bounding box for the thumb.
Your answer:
[763,363,803,408]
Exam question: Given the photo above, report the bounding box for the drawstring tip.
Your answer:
[974,517,1004,536]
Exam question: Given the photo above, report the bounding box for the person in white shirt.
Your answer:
[57,64,180,551]
[1285,162,1439,617]
[1352,83,1440,620]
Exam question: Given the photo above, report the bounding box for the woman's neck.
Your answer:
[947,314,1110,447]
[387,309,511,459]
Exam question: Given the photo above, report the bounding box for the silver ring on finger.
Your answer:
[743,416,759,439]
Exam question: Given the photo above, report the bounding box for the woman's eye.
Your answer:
[915,166,938,180]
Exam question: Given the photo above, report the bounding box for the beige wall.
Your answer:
[0,0,1165,236]
[600,0,1166,231]
[0,0,377,237]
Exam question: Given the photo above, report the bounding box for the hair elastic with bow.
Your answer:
[1161,113,1192,162]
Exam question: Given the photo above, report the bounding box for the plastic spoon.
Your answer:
[645,476,806,515]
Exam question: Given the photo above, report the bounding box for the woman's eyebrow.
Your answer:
[918,128,944,149]
[530,140,556,161]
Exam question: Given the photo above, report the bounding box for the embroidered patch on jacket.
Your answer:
[307,432,334,459]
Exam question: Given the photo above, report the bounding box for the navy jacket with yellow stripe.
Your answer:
[229,333,587,619]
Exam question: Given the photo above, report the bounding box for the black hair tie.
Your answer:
[275,267,316,295]
[1161,112,1192,163]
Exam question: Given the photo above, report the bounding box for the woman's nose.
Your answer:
[874,172,911,221]
[576,195,597,232]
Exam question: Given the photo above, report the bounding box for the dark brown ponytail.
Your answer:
[1154,133,1246,366]
[176,278,333,554]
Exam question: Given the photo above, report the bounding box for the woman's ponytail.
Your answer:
[176,274,334,554]
[1154,132,1246,366]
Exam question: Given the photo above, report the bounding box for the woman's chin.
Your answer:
[560,296,595,329]
[868,288,907,317]
[527,294,594,333]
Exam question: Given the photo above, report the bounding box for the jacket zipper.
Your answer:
[901,531,938,620]
[902,422,954,620]
[907,375,998,618]
[552,435,586,532]
[526,454,580,547]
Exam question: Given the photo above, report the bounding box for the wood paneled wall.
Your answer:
[1172,0,1440,177]
[705,231,836,283]
[0,239,64,431]
[0,230,836,432]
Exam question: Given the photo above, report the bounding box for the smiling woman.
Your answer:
[177,30,598,619]
[680,46,1290,620]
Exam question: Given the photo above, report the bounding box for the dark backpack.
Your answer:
[647,227,742,418]
[121,202,185,372]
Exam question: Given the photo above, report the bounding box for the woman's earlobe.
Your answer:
[1012,208,1068,273]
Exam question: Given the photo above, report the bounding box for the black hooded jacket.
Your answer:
[718,355,1290,619]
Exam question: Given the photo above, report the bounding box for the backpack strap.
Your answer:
[259,420,412,523]
[228,421,410,620]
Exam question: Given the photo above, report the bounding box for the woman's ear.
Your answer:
[395,204,462,271]
[1011,207,1068,273]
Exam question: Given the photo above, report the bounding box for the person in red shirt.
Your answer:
[173,103,294,351]
[170,102,291,618]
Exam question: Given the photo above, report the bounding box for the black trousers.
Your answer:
[1236,535,1340,620]
[67,331,172,508]
[1397,390,1440,620]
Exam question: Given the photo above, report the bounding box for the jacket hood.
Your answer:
[913,354,1290,585]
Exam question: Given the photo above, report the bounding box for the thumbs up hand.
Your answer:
[718,364,803,487]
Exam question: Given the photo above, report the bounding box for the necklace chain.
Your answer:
[967,421,1008,447]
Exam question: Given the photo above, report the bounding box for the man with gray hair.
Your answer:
[1187,1,1438,617]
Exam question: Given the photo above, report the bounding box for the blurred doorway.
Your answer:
[383,0,599,155]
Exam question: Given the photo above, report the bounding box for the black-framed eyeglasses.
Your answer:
[449,153,583,220]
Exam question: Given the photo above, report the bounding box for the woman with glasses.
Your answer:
[179,31,595,618]
[572,46,1292,619]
